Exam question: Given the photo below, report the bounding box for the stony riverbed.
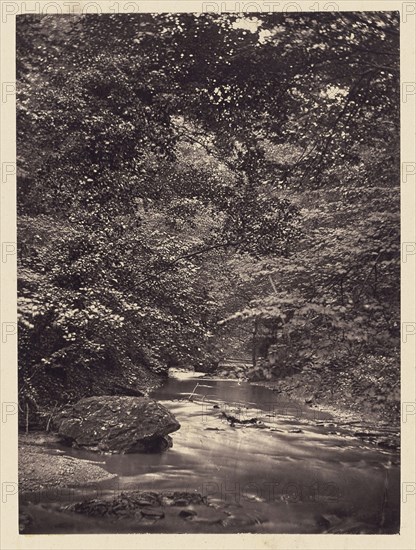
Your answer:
[19,374,400,534]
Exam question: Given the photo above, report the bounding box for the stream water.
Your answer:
[22,373,400,533]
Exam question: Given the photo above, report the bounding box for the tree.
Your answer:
[16,12,399,424]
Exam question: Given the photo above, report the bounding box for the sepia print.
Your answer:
[16,11,400,535]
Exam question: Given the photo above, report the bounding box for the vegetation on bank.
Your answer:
[17,13,400,427]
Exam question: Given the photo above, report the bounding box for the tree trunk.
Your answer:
[252,318,258,368]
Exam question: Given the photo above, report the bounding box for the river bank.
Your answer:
[215,359,400,430]
[255,366,398,425]
[252,379,400,452]
[19,432,117,495]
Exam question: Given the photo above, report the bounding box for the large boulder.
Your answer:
[54,396,180,453]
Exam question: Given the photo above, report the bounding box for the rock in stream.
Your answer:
[53,396,180,453]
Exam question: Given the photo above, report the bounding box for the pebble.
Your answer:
[179,509,197,519]
[140,508,165,519]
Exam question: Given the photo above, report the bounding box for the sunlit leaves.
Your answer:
[16,12,399,415]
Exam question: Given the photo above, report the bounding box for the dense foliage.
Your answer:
[16,12,399,423]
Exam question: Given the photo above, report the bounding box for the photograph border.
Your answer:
[1,2,415,548]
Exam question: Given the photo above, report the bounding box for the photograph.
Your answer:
[15,11,401,535]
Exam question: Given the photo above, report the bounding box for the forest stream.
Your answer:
[19,371,400,534]
[13,11,403,544]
